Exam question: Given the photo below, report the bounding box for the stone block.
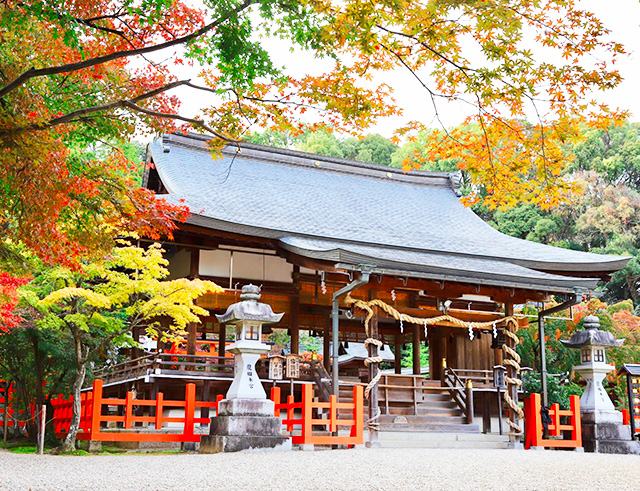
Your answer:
[218,398,275,417]
[199,434,289,453]
[210,415,282,436]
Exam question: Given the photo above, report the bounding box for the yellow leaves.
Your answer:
[41,287,112,309]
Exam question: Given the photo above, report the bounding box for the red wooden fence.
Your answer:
[51,379,364,447]
[270,384,364,446]
[0,380,34,432]
[51,379,224,443]
[524,393,582,450]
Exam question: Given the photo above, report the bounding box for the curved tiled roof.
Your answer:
[147,133,630,293]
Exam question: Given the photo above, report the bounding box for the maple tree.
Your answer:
[20,240,222,451]
[0,1,626,256]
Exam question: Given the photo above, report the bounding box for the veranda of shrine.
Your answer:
[84,132,628,448]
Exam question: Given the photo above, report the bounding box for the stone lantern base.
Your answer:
[200,399,289,453]
[581,410,640,454]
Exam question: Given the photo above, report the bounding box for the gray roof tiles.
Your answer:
[148,134,630,293]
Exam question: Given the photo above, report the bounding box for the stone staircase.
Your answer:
[378,388,480,433]
[375,431,510,449]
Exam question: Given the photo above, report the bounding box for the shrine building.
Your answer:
[97,132,629,446]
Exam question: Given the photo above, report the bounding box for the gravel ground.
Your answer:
[1,447,639,491]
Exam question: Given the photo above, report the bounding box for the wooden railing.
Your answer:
[442,368,474,424]
[52,379,224,443]
[449,368,494,386]
[270,384,363,446]
[94,353,235,385]
[524,393,582,450]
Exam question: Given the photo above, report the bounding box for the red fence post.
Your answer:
[301,384,312,444]
[183,383,196,441]
[351,385,364,444]
[90,379,103,441]
[124,390,134,429]
[549,403,560,437]
[570,395,582,448]
[270,386,281,417]
[155,392,164,429]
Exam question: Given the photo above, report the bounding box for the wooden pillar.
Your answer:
[186,248,200,356]
[324,315,331,372]
[218,322,226,359]
[504,303,520,445]
[189,248,200,278]
[412,324,421,375]
[201,380,211,422]
[367,307,380,447]
[290,266,300,354]
[394,334,403,374]
[186,323,197,355]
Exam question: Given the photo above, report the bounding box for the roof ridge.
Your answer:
[162,133,454,186]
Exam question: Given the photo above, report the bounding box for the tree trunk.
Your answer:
[61,333,87,452]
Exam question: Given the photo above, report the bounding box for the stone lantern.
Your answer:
[562,315,639,454]
[200,284,288,453]
[562,315,623,418]
[216,284,283,400]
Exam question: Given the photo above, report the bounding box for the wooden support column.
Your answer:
[201,380,211,422]
[412,323,421,375]
[186,248,200,356]
[186,323,197,355]
[394,335,403,375]
[504,303,521,445]
[218,322,226,359]
[367,307,380,447]
[324,315,331,372]
[189,248,200,278]
[290,266,300,354]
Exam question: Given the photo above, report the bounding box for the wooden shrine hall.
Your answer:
[99,132,628,444]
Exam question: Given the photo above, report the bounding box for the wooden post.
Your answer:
[394,335,402,375]
[301,384,312,445]
[124,390,134,429]
[201,380,211,422]
[155,392,164,429]
[324,315,331,372]
[270,386,281,417]
[186,323,197,356]
[37,404,46,455]
[351,385,364,444]
[183,383,196,441]
[90,379,103,441]
[465,380,474,425]
[504,303,521,445]
[290,266,301,355]
[367,308,380,447]
[627,373,637,438]
[189,248,200,278]
[218,322,226,359]
[412,323,421,375]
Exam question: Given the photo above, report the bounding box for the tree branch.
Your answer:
[0,0,255,99]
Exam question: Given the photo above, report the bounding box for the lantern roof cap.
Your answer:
[216,284,284,325]
[561,315,624,349]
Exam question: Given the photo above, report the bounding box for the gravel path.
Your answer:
[1,447,638,490]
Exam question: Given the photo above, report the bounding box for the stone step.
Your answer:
[379,414,469,425]
[375,431,510,449]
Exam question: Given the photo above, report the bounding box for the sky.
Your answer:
[177,0,640,138]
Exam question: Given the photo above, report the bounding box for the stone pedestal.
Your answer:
[581,410,640,454]
[200,399,289,453]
